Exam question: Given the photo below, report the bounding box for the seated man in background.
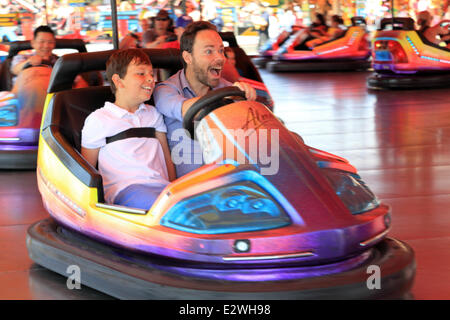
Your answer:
[306,15,345,48]
[10,25,88,127]
[10,25,58,85]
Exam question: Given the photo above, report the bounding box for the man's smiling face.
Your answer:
[186,29,225,88]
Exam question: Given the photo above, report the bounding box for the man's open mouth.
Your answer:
[209,67,222,77]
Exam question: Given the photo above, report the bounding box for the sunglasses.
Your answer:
[156,17,169,21]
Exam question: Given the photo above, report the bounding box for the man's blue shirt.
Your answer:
[153,69,231,177]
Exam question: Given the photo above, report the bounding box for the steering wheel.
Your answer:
[183,86,246,139]
[22,59,53,70]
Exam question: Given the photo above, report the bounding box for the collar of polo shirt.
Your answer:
[104,102,149,118]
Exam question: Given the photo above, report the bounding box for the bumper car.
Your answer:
[0,39,101,169]
[252,27,303,68]
[26,48,415,299]
[368,18,450,89]
[266,17,371,73]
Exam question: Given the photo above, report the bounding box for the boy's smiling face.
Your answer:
[116,60,155,106]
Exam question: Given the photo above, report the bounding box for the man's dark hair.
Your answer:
[180,21,217,68]
[33,25,55,38]
[106,49,152,95]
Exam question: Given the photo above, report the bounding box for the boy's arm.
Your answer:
[156,131,177,182]
[81,147,100,169]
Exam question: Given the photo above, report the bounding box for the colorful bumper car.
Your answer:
[0,39,93,169]
[368,17,450,89]
[266,17,371,73]
[26,49,415,299]
[252,27,303,68]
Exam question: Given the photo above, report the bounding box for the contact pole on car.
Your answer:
[110,0,119,49]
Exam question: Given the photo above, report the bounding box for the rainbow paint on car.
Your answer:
[274,25,370,61]
[372,19,450,73]
[255,17,371,72]
[368,17,450,89]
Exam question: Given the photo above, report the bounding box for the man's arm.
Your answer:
[154,79,256,120]
[154,82,188,120]
[11,55,43,76]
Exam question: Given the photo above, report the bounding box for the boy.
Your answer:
[81,49,176,209]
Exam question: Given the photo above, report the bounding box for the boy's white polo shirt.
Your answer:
[81,102,169,204]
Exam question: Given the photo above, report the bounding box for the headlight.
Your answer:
[321,168,379,215]
[160,181,291,234]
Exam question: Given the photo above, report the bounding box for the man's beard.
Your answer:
[192,60,220,89]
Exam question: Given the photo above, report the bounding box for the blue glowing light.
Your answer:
[160,179,291,234]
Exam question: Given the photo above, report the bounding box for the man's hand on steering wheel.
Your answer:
[232,81,257,101]
[27,55,43,66]
[22,55,53,70]
[183,86,248,139]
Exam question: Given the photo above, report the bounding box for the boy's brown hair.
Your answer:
[106,49,152,95]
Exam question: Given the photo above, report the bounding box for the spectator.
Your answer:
[142,9,175,48]
[162,14,193,49]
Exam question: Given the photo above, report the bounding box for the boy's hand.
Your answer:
[232,81,257,101]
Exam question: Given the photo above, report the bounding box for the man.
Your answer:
[10,25,88,127]
[142,9,175,48]
[10,25,58,85]
[153,21,256,177]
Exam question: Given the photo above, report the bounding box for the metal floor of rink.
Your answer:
[1,69,449,300]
